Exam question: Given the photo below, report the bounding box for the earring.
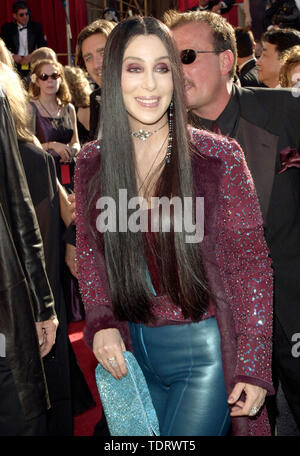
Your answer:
[165,100,174,164]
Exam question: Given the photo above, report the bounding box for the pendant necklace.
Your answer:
[38,99,62,129]
[138,131,169,193]
[131,119,168,141]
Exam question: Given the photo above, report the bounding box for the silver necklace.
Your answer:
[38,99,62,128]
[131,119,168,141]
[138,132,169,193]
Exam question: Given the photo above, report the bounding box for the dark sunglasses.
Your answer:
[38,72,61,81]
[19,12,29,17]
[180,49,223,65]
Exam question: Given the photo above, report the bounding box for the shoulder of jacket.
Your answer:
[190,125,244,168]
[190,125,240,151]
[78,140,101,162]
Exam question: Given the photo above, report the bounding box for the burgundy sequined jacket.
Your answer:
[75,127,274,436]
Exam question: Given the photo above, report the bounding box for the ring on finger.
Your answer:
[108,356,117,368]
[249,405,260,416]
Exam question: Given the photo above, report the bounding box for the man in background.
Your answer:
[1,1,46,80]
[257,28,300,87]
[234,27,263,87]
[75,19,116,140]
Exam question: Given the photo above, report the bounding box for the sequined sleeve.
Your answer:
[74,141,132,350]
[214,136,274,392]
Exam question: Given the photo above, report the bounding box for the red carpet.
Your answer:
[68,321,102,436]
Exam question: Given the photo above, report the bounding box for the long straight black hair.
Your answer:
[88,16,210,323]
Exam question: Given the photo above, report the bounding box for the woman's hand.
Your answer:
[228,382,267,417]
[50,141,73,162]
[93,328,127,380]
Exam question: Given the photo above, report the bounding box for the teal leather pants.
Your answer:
[130,317,231,436]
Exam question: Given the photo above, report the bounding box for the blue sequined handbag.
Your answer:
[95,351,160,436]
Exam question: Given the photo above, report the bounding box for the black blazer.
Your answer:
[1,20,46,55]
[238,59,264,88]
[234,86,300,341]
[189,85,300,341]
[89,87,101,141]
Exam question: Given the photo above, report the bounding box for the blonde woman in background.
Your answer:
[30,46,58,66]
[280,45,300,88]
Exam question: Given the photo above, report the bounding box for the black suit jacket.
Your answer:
[238,59,264,88]
[236,87,300,342]
[190,85,300,342]
[89,87,101,141]
[1,20,46,55]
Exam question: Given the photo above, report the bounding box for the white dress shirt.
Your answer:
[17,24,28,56]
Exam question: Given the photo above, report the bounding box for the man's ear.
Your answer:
[219,49,234,76]
[13,13,17,22]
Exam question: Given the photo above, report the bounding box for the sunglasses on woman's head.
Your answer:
[180,49,223,65]
[37,72,61,81]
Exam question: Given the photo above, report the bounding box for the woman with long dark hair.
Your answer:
[75,16,274,436]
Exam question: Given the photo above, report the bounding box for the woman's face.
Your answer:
[36,64,61,96]
[121,34,173,130]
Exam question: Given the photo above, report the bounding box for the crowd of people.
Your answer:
[0,0,300,438]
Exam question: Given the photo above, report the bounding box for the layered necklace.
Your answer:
[131,100,174,165]
[137,131,169,193]
[38,99,62,129]
[136,102,174,193]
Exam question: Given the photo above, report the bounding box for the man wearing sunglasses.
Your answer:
[165,9,300,436]
[1,1,46,80]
